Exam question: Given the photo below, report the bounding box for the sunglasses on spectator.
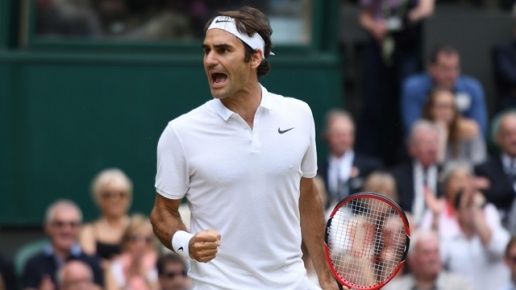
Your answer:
[51,220,81,228]
[163,270,187,279]
[129,235,153,244]
[102,191,128,200]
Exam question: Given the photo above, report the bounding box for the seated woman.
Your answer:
[420,162,500,240]
[422,87,486,166]
[106,214,159,290]
[80,168,132,265]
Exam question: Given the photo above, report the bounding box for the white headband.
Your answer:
[207,16,274,59]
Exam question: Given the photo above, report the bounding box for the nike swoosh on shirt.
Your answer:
[278,127,295,134]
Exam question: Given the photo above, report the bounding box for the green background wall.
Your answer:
[0,52,343,225]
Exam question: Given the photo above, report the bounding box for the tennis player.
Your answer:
[151,6,340,290]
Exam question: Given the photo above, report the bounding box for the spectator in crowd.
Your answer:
[500,236,516,290]
[475,112,516,214]
[356,0,434,164]
[421,162,501,240]
[422,87,486,166]
[22,200,104,290]
[36,0,101,38]
[384,230,473,290]
[362,171,399,203]
[391,120,441,226]
[117,1,194,40]
[441,189,510,290]
[56,260,99,290]
[0,254,16,290]
[402,44,488,136]
[318,109,382,209]
[80,168,132,267]
[105,214,159,290]
[156,254,191,290]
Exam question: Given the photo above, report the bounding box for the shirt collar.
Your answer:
[330,150,355,165]
[502,153,515,168]
[212,84,273,121]
[44,243,82,257]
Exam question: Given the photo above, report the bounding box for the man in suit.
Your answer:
[22,200,104,290]
[475,112,516,214]
[391,120,440,226]
[318,109,382,209]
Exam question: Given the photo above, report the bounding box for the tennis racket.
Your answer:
[324,192,410,290]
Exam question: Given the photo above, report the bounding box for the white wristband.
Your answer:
[172,230,194,259]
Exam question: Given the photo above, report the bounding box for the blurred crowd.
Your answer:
[35,0,307,40]
[312,0,516,287]
[3,0,516,289]
[0,169,192,290]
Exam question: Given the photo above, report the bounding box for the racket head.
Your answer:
[324,192,411,290]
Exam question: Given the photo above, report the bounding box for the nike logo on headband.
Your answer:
[215,19,231,23]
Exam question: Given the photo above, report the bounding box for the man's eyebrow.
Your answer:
[201,43,233,50]
[214,43,232,50]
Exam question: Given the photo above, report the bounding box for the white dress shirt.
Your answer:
[412,162,437,226]
[441,225,511,290]
[328,150,355,199]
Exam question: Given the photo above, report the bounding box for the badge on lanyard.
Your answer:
[455,92,471,112]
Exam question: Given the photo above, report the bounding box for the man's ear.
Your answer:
[250,50,263,69]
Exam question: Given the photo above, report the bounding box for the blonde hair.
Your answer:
[90,168,133,206]
[121,214,156,250]
[363,172,398,203]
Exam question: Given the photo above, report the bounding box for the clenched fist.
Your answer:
[189,229,221,262]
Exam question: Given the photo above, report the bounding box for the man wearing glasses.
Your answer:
[157,254,191,290]
[22,200,104,290]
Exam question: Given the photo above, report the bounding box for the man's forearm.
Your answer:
[150,194,187,251]
[299,178,336,288]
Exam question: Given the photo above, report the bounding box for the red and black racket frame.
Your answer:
[324,192,411,290]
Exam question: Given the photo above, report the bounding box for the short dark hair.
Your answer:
[429,44,459,64]
[157,253,187,276]
[205,6,273,78]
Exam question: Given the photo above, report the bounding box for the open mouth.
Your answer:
[211,72,228,87]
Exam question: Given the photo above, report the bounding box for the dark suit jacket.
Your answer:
[0,254,16,290]
[390,161,442,213]
[22,249,104,288]
[318,153,383,208]
[474,156,515,211]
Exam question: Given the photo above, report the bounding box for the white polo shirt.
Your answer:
[155,85,319,290]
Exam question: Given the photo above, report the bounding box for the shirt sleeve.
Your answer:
[301,104,318,178]
[401,76,425,133]
[484,223,510,260]
[464,80,488,136]
[155,122,189,199]
[468,135,487,165]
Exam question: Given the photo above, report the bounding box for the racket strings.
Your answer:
[327,197,407,288]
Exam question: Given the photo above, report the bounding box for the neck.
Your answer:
[415,274,437,290]
[332,150,349,159]
[53,245,71,261]
[103,215,129,229]
[220,82,261,128]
